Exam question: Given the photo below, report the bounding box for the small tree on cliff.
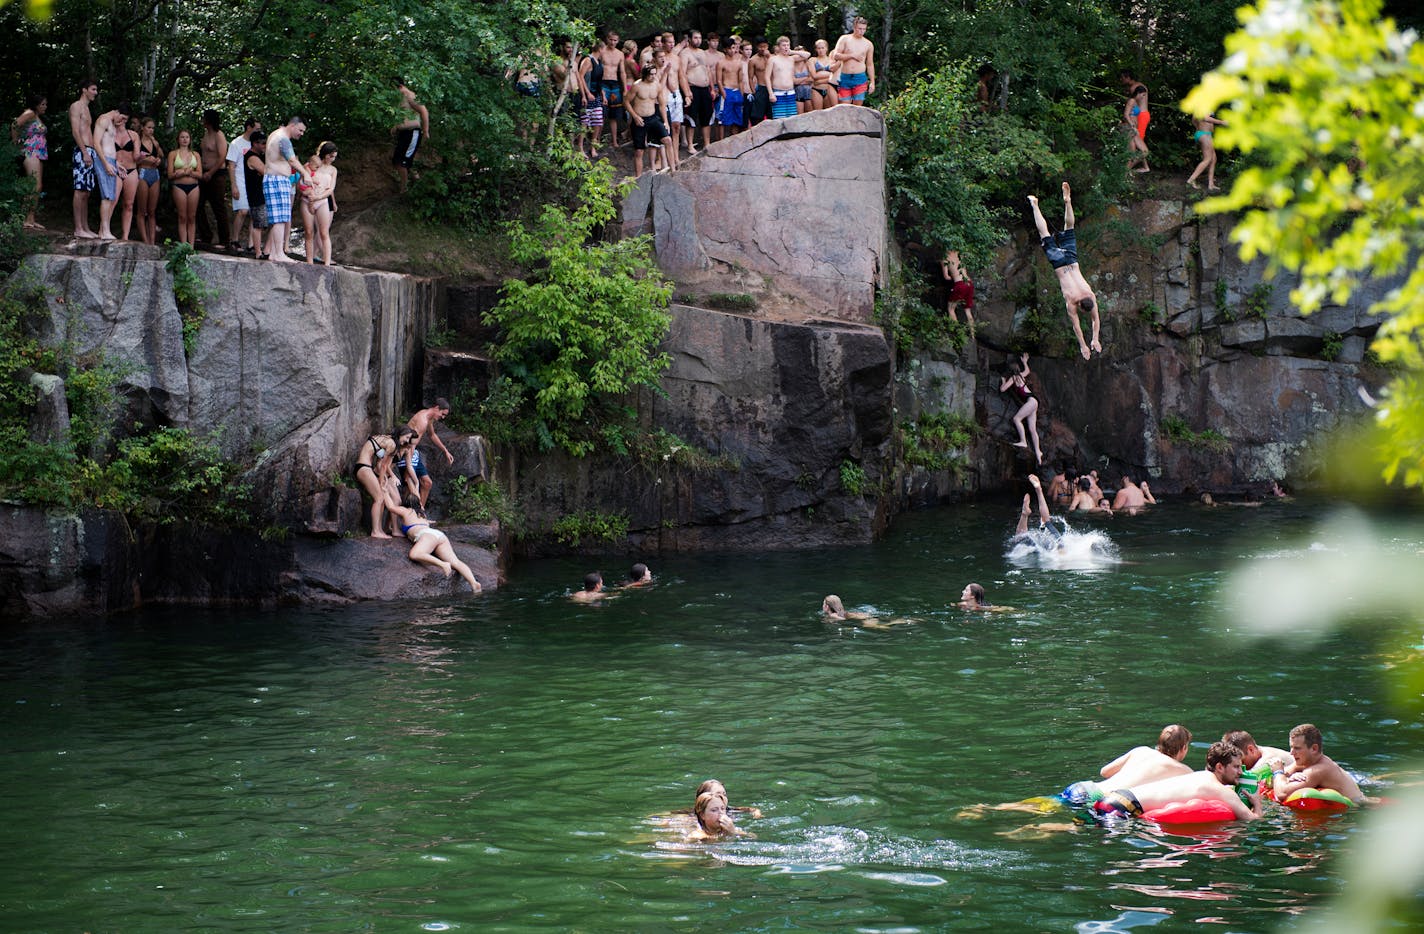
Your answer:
[483,157,673,457]
[1184,0,1424,488]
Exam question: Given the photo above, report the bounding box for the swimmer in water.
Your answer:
[696,779,764,818]
[623,562,654,587]
[570,571,614,603]
[1011,474,1057,540]
[821,594,917,630]
[958,583,1016,612]
[686,790,751,841]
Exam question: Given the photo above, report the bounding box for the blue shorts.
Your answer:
[92,154,118,201]
[397,449,429,480]
[771,90,797,119]
[718,88,744,127]
[1040,229,1078,269]
[263,174,293,225]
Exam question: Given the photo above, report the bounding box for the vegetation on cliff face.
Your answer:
[1186,0,1424,490]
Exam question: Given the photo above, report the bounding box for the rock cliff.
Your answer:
[623,106,886,323]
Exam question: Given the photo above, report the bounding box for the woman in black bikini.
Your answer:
[999,352,1042,465]
[135,117,164,245]
[353,432,397,538]
[113,112,140,241]
[167,129,201,246]
[809,40,836,111]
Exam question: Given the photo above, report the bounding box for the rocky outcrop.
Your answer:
[0,504,498,616]
[17,244,442,522]
[624,107,886,323]
[968,201,1393,493]
[504,303,896,553]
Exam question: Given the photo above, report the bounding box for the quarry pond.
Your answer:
[3,498,1419,930]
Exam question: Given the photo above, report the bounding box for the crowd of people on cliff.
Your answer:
[9,76,429,265]
[543,18,876,177]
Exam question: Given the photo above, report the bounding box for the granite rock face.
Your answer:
[625,107,887,323]
[17,247,441,521]
[506,304,896,553]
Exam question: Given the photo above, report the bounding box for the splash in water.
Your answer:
[1005,516,1119,570]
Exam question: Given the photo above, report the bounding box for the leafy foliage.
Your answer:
[1184,0,1424,487]
[445,475,524,536]
[1160,413,1231,453]
[483,157,673,457]
[901,411,977,472]
[549,509,629,547]
[839,459,867,496]
[164,242,217,354]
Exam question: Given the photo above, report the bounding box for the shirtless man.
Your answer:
[1067,477,1101,513]
[1269,723,1367,805]
[745,40,770,126]
[1222,729,1292,796]
[403,398,454,509]
[262,116,312,263]
[90,105,125,241]
[595,30,626,148]
[570,571,610,603]
[1060,724,1193,805]
[766,36,811,121]
[659,42,688,167]
[832,15,876,105]
[69,79,99,238]
[680,30,715,153]
[392,79,430,192]
[1111,475,1155,515]
[1096,741,1262,821]
[1029,183,1101,360]
[196,109,229,248]
[626,62,672,177]
[941,250,976,331]
[715,39,748,139]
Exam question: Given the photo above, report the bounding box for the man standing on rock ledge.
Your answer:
[263,116,313,263]
[405,399,454,509]
[766,37,811,120]
[833,16,875,105]
[1028,182,1101,361]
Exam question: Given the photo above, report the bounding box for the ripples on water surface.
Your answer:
[2,499,1421,930]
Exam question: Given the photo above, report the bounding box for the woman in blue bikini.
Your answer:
[1187,113,1228,191]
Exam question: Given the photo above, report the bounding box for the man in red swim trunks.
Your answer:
[940,249,976,333]
[832,16,875,104]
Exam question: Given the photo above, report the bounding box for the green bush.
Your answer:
[164,242,218,354]
[902,411,978,472]
[839,459,867,496]
[1161,414,1231,454]
[550,509,628,548]
[445,475,523,536]
[483,155,673,457]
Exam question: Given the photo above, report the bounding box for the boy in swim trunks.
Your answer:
[832,16,875,105]
[1099,742,1262,821]
[69,79,100,239]
[766,36,810,121]
[1028,183,1101,361]
[392,79,430,193]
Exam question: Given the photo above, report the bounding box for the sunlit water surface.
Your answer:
[3,499,1421,931]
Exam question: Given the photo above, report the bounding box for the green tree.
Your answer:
[1183,0,1424,488]
[483,156,673,457]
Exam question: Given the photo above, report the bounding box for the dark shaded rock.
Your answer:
[421,347,494,410]
[0,506,137,617]
[506,304,895,553]
[284,534,497,603]
[301,486,363,537]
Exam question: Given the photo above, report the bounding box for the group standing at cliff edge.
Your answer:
[11,75,430,266]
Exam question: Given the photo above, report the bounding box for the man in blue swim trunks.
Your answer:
[833,16,875,105]
[1029,182,1101,361]
[404,398,454,509]
[766,36,811,121]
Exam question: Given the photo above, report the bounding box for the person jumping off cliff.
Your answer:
[1029,183,1101,361]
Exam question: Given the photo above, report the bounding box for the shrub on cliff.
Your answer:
[481,157,673,457]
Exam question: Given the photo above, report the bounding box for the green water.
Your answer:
[2,500,1420,931]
